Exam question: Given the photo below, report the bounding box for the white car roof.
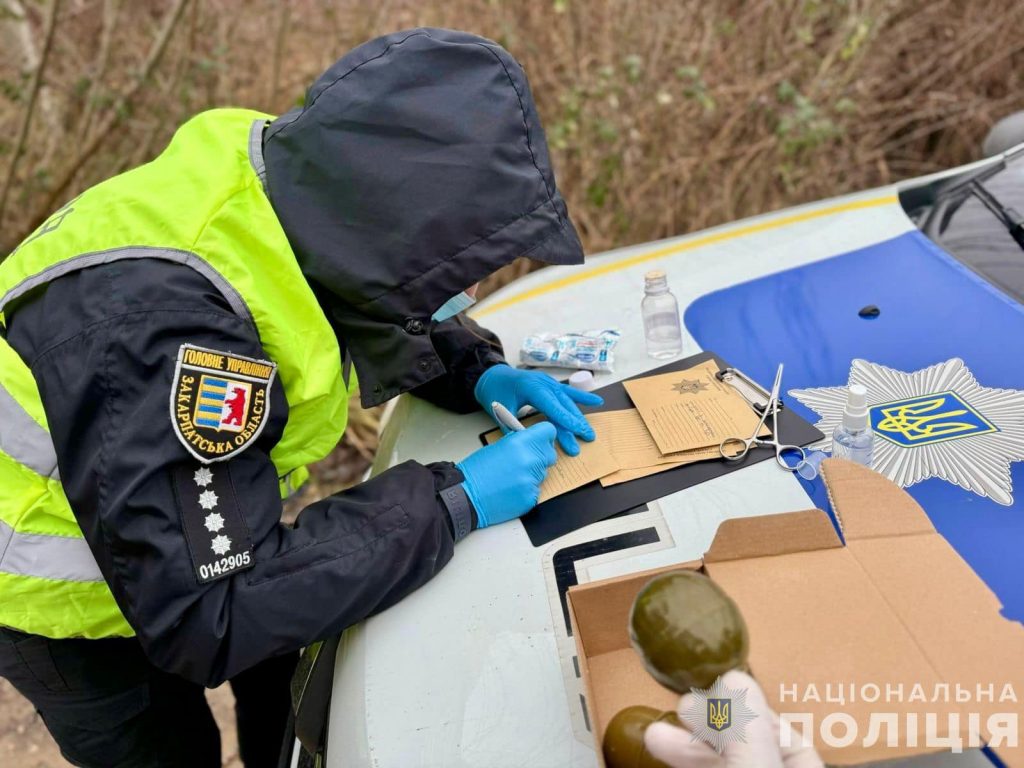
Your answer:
[325,162,1003,767]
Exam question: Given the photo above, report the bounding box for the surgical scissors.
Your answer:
[719,363,807,471]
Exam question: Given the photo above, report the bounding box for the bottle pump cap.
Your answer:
[843,384,869,431]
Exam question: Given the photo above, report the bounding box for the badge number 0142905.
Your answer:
[176,463,254,584]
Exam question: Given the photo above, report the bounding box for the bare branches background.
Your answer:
[0,0,58,223]
[1,0,1022,260]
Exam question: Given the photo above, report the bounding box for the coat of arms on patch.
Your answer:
[170,344,277,464]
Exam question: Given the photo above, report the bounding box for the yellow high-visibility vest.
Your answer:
[0,109,355,639]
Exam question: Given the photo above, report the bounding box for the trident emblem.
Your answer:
[707,698,731,732]
[874,396,976,442]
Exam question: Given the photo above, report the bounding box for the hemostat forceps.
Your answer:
[719,363,806,472]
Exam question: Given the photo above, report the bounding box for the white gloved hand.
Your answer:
[643,671,823,768]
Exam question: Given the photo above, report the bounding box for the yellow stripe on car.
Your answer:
[473,195,898,318]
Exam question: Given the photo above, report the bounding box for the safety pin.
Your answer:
[716,367,781,414]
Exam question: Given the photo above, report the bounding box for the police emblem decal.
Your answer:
[790,358,1024,505]
[681,676,757,753]
[170,344,276,464]
[672,378,709,395]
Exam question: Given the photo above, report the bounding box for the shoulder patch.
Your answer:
[170,344,277,464]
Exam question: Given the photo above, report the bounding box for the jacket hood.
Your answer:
[262,28,584,407]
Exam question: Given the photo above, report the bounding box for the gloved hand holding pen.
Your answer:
[456,422,559,527]
[475,364,604,456]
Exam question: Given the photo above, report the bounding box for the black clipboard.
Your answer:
[479,351,823,546]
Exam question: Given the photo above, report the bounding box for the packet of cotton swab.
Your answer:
[519,329,620,372]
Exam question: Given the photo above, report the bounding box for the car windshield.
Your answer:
[902,148,1024,304]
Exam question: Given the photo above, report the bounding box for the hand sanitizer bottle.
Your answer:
[831,384,874,467]
[642,270,682,359]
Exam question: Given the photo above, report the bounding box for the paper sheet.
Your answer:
[622,360,765,454]
[483,415,619,502]
[586,408,702,470]
[599,459,691,487]
[481,409,735,497]
[481,360,769,498]
[597,442,740,487]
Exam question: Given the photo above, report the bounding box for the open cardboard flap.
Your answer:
[568,459,1024,765]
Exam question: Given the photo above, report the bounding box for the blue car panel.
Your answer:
[685,230,1024,622]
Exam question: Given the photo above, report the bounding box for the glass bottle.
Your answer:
[642,270,682,360]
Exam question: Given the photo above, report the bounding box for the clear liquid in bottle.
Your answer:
[642,270,682,360]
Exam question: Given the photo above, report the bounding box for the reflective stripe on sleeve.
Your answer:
[0,519,104,583]
[248,119,268,194]
[0,246,254,326]
[0,382,59,479]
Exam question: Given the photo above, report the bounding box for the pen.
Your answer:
[491,401,526,433]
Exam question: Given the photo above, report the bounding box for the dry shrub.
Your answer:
[2,0,1023,495]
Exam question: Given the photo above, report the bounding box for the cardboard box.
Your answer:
[568,459,1024,765]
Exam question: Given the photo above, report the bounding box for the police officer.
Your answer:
[0,29,601,767]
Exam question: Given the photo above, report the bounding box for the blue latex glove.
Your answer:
[475,364,604,456]
[456,422,558,527]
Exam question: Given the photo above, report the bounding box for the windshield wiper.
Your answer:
[968,179,1024,252]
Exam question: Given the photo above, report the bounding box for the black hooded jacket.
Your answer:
[3,28,583,686]
[264,28,583,406]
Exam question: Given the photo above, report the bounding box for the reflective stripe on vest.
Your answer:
[0,381,102,583]
[0,381,59,479]
[0,519,103,582]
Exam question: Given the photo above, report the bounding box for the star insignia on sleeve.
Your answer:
[211,535,232,556]
[198,490,219,510]
[193,467,214,487]
[204,513,224,533]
